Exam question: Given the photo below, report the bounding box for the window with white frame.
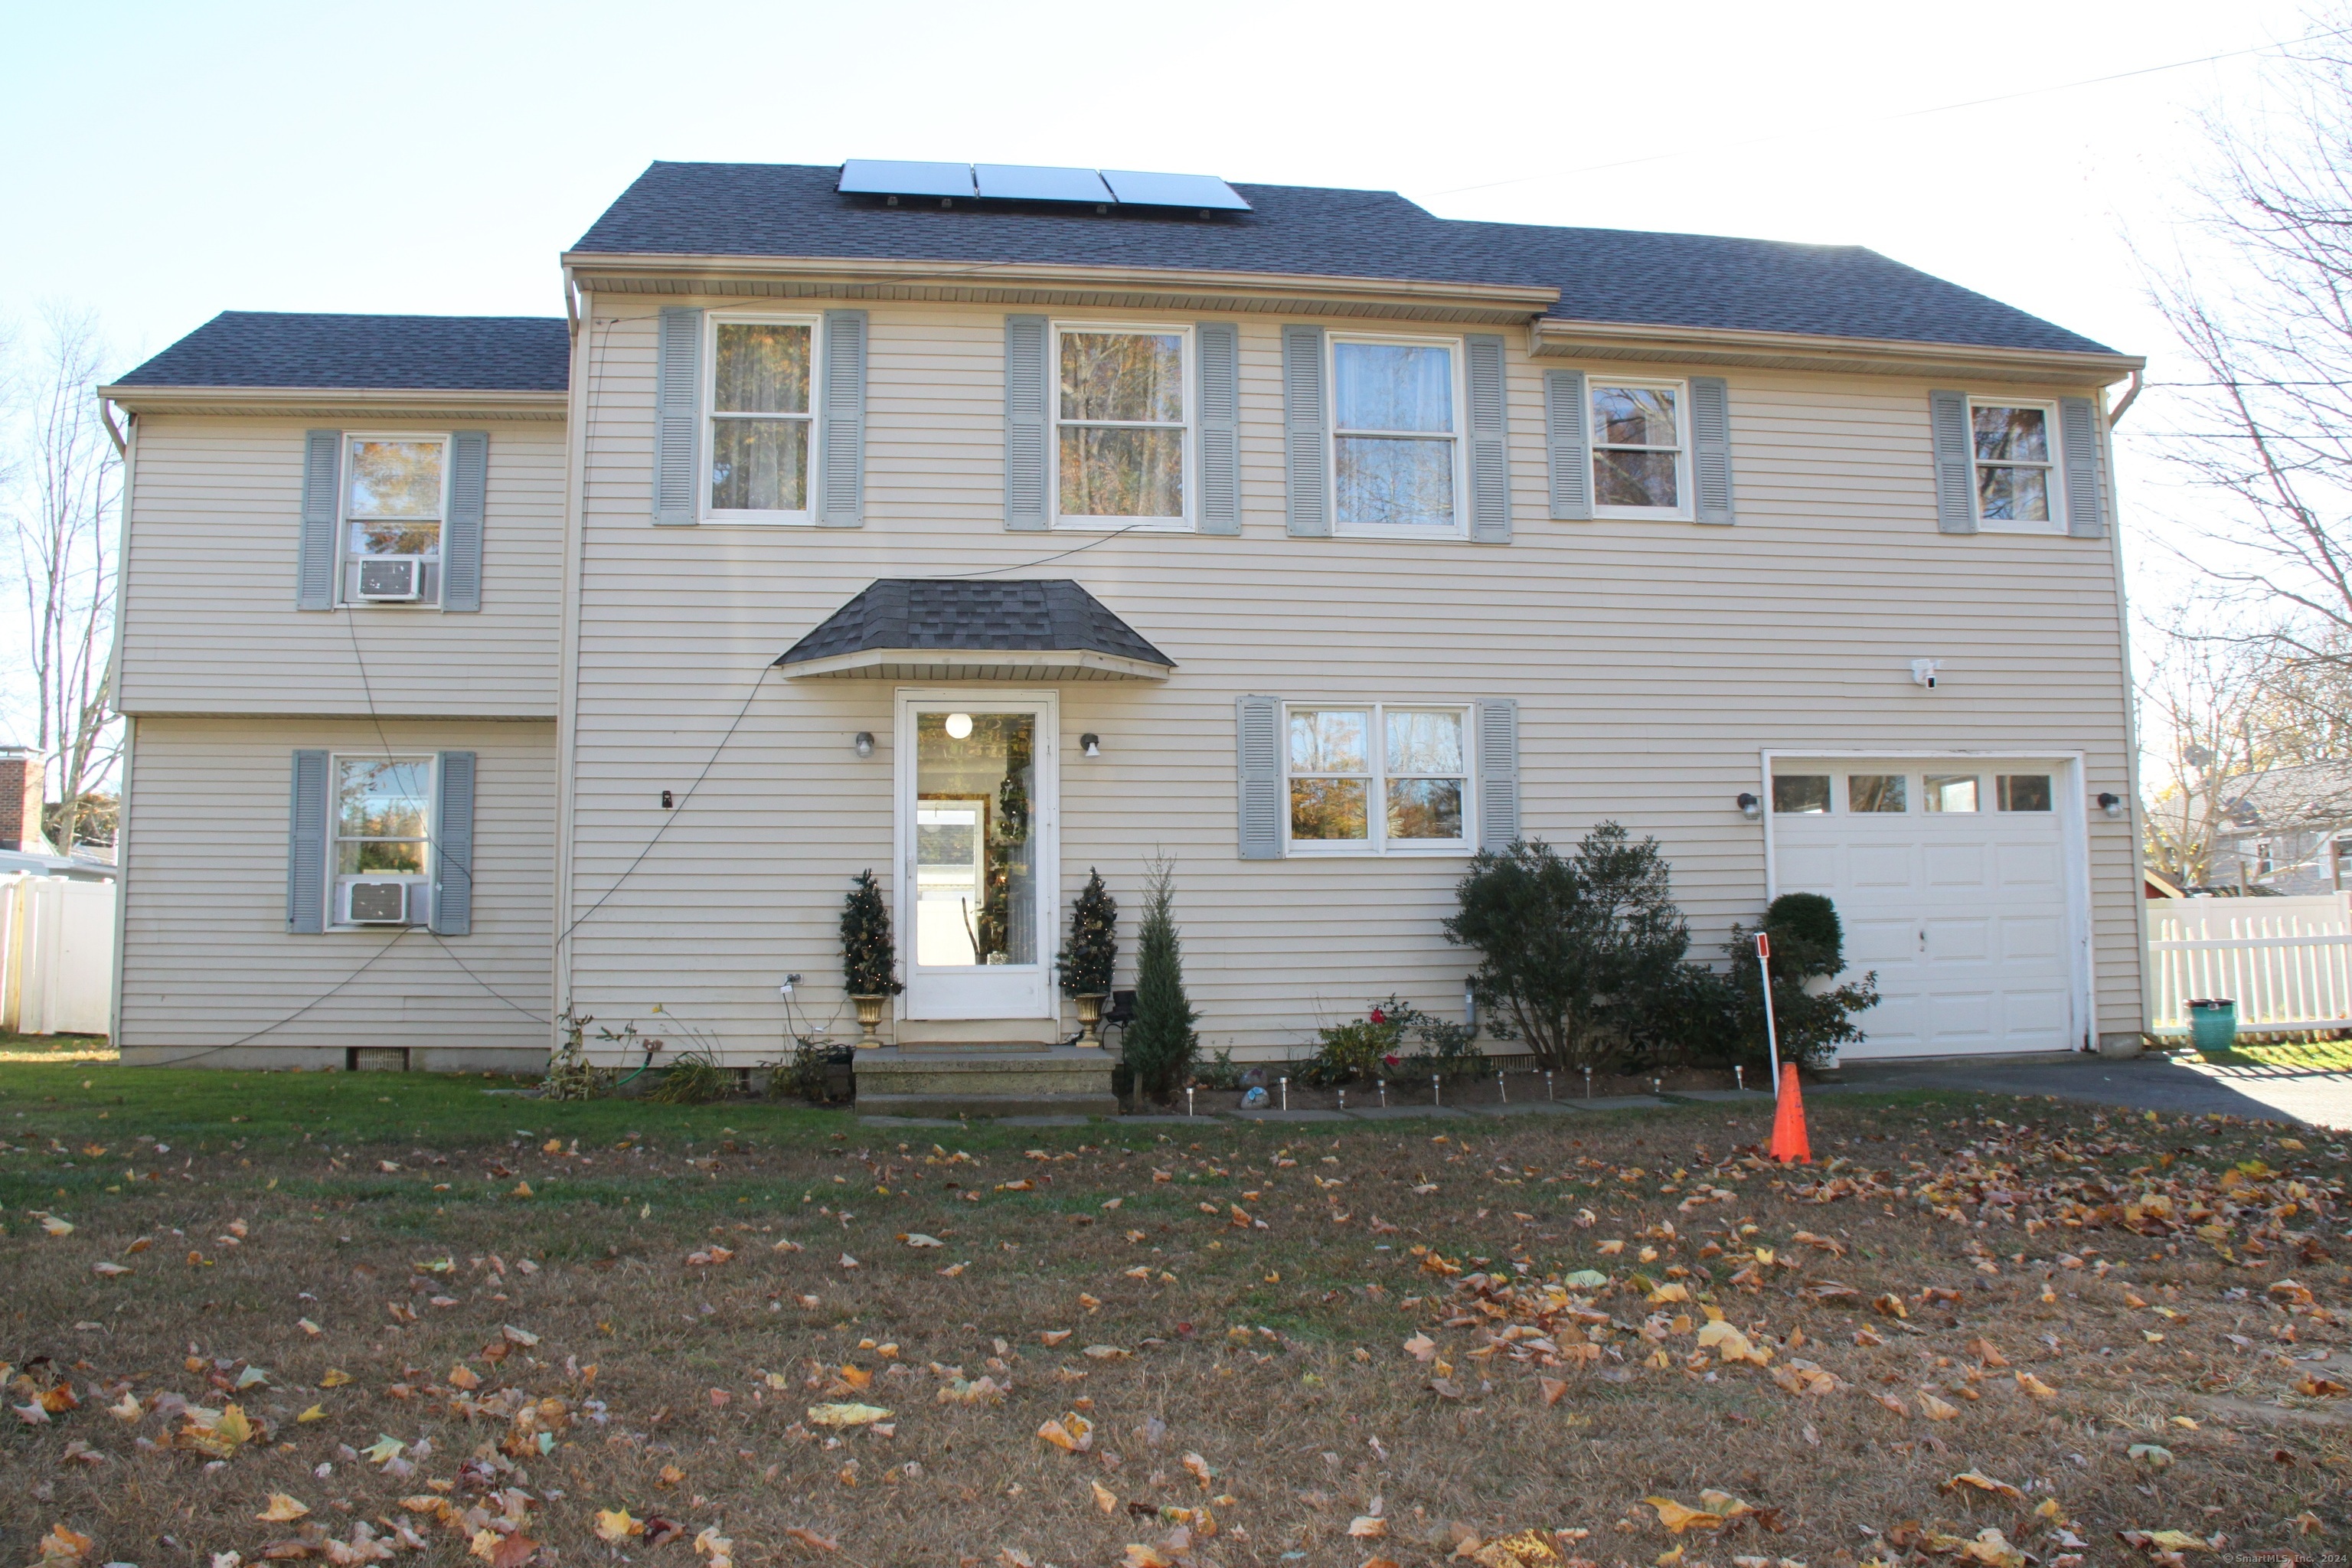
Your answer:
[1285,704,1472,853]
[342,436,446,605]
[331,754,433,927]
[1590,380,1687,514]
[1055,325,1191,528]
[707,314,818,521]
[1968,400,2060,530]
[1331,336,1460,534]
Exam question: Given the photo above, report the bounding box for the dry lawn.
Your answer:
[3,1067,2348,1568]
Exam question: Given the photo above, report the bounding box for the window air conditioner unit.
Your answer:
[345,880,413,925]
[356,556,424,601]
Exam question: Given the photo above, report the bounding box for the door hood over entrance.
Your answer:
[775,578,1176,681]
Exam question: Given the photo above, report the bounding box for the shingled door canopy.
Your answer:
[775,579,1175,681]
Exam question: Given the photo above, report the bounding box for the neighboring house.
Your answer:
[2195,761,2352,897]
[99,159,2147,1071]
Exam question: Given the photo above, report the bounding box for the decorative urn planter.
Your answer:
[1074,991,1110,1047]
[850,995,888,1050]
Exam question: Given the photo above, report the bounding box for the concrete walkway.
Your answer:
[1826,1053,2352,1131]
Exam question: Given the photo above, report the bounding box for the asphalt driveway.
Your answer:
[1827,1051,2352,1132]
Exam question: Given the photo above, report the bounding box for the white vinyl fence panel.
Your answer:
[0,873,117,1036]
[2148,893,2352,1034]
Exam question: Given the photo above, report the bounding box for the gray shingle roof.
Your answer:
[572,161,2116,357]
[110,312,570,392]
[776,579,1174,668]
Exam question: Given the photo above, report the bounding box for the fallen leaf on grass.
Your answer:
[780,1527,839,1553]
[1120,1547,1175,1568]
[38,1214,74,1236]
[2014,1371,2057,1398]
[91,1261,129,1276]
[1037,1413,1094,1452]
[298,1405,325,1423]
[1646,1498,1724,1534]
[1403,1333,1437,1361]
[1922,1528,2027,1567]
[1181,1452,1214,1488]
[593,1509,642,1542]
[2294,1372,2347,1396]
[2128,1444,2174,1469]
[1942,1471,2024,1501]
[1538,1377,1568,1406]
[1918,1392,1961,1420]
[320,1370,353,1387]
[1966,1338,2009,1367]
[34,1525,93,1568]
[1083,1344,1131,1361]
[900,1233,943,1248]
[807,1403,891,1428]
[1871,1294,1908,1318]
[2115,1529,2216,1555]
[1348,1515,1388,1538]
[1873,1392,1909,1416]
[107,1391,141,1421]
[1093,1480,1119,1513]
[1769,1361,1845,1397]
[1696,1320,1772,1365]
[256,1494,311,1522]
[1040,1329,1073,1347]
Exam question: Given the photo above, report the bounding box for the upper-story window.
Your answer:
[1969,400,2059,531]
[707,314,818,523]
[1055,325,1190,529]
[1592,379,1688,517]
[1331,335,1460,536]
[343,436,446,606]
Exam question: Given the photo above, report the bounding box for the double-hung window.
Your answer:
[707,314,818,522]
[331,754,433,927]
[1285,703,1472,854]
[1054,324,1190,528]
[1968,400,2059,531]
[1591,380,1687,516]
[1331,335,1460,535]
[342,436,446,605]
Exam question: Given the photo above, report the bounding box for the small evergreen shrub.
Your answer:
[1058,868,1119,996]
[841,868,903,997]
[1122,856,1198,1102]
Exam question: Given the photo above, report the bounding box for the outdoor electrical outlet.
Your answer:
[779,972,802,996]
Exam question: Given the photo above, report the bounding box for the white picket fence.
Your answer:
[2148,892,2352,1035]
[0,873,116,1036]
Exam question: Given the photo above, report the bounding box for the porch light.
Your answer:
[945,712,974,740]
[2098,791,2123,818]
[854,731,874,758]
[1080,732,1101,758]
[1736,792,1761,820]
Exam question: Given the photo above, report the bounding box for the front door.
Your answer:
[897,690,1059,1021]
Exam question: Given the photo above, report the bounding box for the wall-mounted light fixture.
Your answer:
[853,731,874,759]
[1080,732,1101,759]
[661,789,674,810]
[1736,792,1761,820]
[2097,791,2123,819]
[1909,658,1942,689]
[944,712,974,740]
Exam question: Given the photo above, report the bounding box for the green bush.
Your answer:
[1764,892,1842,972]
[1301,995,1485,1084]
[648,1050,731,1105]
[1445,824,1690,1073]
[1723,893,1878,1068]
[1122,856,1198,1102]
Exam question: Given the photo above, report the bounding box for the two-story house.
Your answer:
[100,158,2148,1080]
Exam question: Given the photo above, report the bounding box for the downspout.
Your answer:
[550,277,593,1056]
[2105,367,2142,429]
[2101,381,2152,1050]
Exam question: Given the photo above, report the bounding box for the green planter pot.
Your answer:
[2187,998,2238,1053]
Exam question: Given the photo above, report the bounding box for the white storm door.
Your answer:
[1771,766,2073,1058]
[897,690,1060,1021]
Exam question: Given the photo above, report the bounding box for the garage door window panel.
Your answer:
[1848,774,1908,813]
[1773,775,1831,815]
[1924,775,1980,812]
[1996,774,2053,812]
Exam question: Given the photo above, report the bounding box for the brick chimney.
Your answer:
[0,747,47,854]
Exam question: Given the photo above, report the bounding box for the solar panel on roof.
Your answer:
[838,159,975,198]
[972,164,1113,203]
[1099,169,1251,211]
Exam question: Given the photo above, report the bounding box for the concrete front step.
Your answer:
[854,1046,1118,1119]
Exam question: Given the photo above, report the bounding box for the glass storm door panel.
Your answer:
[899,695,1058,1021]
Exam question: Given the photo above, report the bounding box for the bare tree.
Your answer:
[4,307,122,851]
[2146,23,2352,678]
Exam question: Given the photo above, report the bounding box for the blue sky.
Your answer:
[0,0,2321,690]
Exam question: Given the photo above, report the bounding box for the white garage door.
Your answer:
[1770,762,2076,1058]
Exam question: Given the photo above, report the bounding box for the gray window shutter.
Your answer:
[1477,700,1519,854]
[818,309,868,528]
[1930,389,1976,534]
[1542,370,1591,520]
[2060,396,2105,540]
[433,750,476,936]
[298,430,340,609]
[286,749,330,933]
[1197,322,1240,535]
[1004,315,1050,531]
[1236,695,1282,859]
[1465,334,1511,543]
[653,305,704,526]
[1690,376,1734,524]
[1282,325,1329,537]
[443,430,487,610]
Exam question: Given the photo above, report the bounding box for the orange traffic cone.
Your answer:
[1769,1061,1811,1165]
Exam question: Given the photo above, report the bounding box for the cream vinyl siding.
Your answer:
[116,717,555,1067]
[557,298,2138,1059]
[116,417,566,717]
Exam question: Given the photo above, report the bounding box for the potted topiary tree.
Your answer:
[841,869,902,1049]
[1058,868,1118,1047]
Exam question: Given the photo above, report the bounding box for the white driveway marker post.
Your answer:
[1757,930,1782,1095]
